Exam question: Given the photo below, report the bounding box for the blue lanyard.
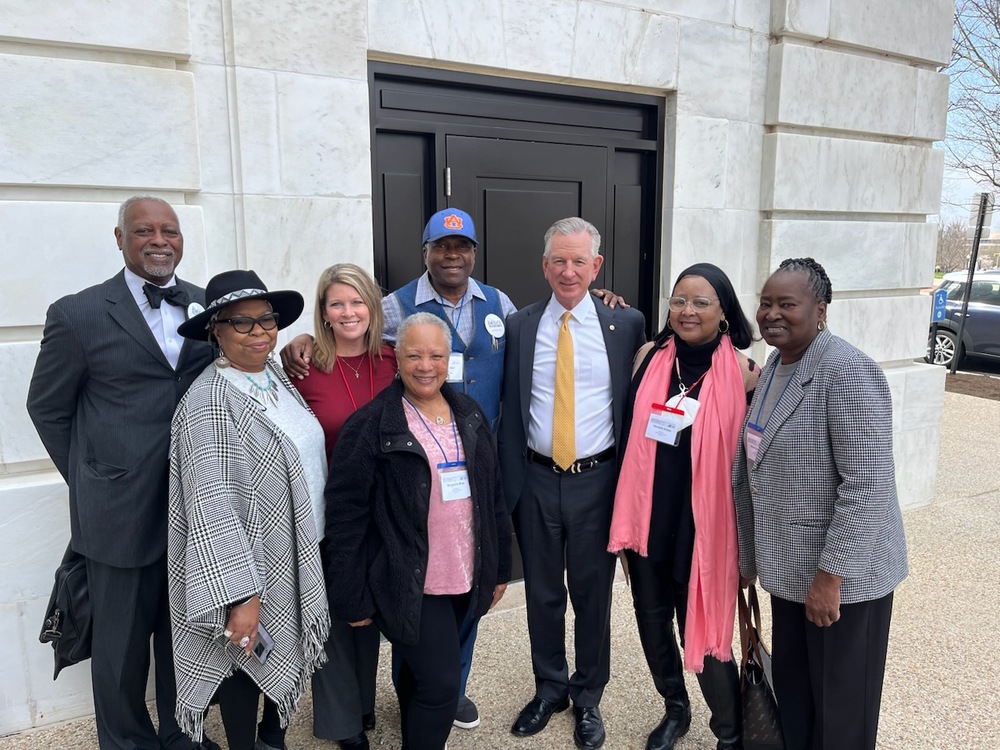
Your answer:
[750,365,794,431]
[403,397,461,465]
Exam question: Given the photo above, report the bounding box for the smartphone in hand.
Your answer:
[253,623,274,663]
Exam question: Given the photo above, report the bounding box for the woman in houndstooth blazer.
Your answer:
[733,258,908,750]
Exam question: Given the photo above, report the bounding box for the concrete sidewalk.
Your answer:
[3,391,998,749]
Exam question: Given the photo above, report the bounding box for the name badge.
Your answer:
[745,424,764,462]
[646,405,685,446]
[447,353,465,382]
[664,393,700,428]
[438,461,471,501]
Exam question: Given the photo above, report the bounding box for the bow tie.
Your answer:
[143,283,190,309]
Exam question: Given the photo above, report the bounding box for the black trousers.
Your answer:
[211,671,283,750]
[770,592,894,750]
[513,460,617,707]
[392,593,469,750]
[625,551,741,743]
[86,555,195,750]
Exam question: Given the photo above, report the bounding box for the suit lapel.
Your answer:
[754,330,832,462]
[105,272,172,369]
[519,301,544,436]
[174,277,206,370]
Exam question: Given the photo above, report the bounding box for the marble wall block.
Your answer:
[735,0,771,33]
[826,295,929,363]
[672,116,729,210]
[676,20,752,121]
[884,363,945,510]
[370,0,508,71]
[0,55,200,190]
[502,0,578,78]
[186,0,227,65]
[567,2,681,88]
[767,43,949,140]
[0,603,32,730]
[827,0,954,66]
[770,0,830,40]
[0,202,207,328]
[0,343,50,467]
[0,0,190,56]
[233,68,282,195]
[762,220,937,292]
[761,133,945,215]
[725,121,764,210]
[230,0,367,79]
[666,208,759,295]
[241,196,374,340]
[186,62,236,195]
[275,75,371,198]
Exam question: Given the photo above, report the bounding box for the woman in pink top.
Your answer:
[323,313,512,750]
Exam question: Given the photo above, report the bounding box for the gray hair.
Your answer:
[395,312,453,352]
[117,195,173,231]
[543,217,601,258]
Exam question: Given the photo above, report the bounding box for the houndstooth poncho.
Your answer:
[167,359,330,740]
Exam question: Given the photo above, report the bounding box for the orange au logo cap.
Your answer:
[443,213,464,231]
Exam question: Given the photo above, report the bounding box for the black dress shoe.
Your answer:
[646,704,692,750]
[362,710,376,731]
[511,696,570,736]
[338,732,369,750]
[573,705,606,749]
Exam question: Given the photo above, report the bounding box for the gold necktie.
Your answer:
[552,311,575,471]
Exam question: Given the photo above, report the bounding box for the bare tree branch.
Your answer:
[947,0,1000,191]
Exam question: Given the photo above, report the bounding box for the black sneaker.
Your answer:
[453,695,480,729]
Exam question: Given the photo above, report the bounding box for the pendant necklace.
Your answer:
[244,369,279,407]
[339,353,366,379]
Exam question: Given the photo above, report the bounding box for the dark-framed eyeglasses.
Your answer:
[216,312,280,333]
[667,296,718,312]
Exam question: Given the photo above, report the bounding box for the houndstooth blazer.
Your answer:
[732,330,908,605]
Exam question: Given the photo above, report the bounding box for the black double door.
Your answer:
[371,62,664,327]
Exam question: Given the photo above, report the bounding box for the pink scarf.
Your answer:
[608,335,745,671]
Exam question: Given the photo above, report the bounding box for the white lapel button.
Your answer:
[609,324,615,331]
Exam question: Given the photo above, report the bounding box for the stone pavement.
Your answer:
[2,391,998,749]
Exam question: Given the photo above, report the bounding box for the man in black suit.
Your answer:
[499,217,645,749]
[27,197,217,750]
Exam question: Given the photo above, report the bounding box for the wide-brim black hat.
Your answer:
[178,269,304,341]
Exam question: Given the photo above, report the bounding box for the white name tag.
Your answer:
[646,405,685,446]
[745,424,764,462]
[665,393,700,428]
[438,462,471,501]
[447,353,465,382]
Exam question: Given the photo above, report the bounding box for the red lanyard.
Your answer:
[671,358,708,407]
[335,354,374,412]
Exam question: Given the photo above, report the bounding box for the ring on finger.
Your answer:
[239,635,250,648]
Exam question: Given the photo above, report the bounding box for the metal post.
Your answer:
[950,193,993,374]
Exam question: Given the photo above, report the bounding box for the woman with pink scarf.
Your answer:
[608,263,758,750]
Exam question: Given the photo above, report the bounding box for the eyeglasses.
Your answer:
[667,296,718,312]
[217,312,280,333]
[430,239,474,252]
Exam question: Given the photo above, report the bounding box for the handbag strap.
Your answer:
[737,585,766,666]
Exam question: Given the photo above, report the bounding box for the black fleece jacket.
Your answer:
[322,378,512,645]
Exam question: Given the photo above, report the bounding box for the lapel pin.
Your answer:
[609,324,616,331]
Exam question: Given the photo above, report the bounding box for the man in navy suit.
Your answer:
[499,217,645,750]
[27,197,217,750]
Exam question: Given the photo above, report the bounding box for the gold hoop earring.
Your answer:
[818,321,827,331]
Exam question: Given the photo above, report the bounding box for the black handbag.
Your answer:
[738,585,784,750]
[39,545,93,679]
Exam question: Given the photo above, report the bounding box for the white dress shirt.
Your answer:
[528,293,614,459]
[123,267,185,369]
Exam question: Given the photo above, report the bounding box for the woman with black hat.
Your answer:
[167,270,331,750]
[608,264,759,750]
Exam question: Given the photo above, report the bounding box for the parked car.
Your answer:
[927,270,1000,366]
